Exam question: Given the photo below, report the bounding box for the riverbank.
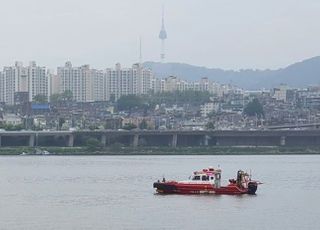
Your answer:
[1,146,320,155]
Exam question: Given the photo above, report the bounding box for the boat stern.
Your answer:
[247,182,258,195]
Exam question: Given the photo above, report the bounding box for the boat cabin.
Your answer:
[191,174,214,181]
[189,167,222,187]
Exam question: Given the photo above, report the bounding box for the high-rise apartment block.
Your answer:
[0,72,4,103]
[57,62,154,102]
[58,62,94,102]
[0,60,232,105]
[105,63,154,101]
[0,61,48,105]
[1,62,24,105]
[92,69,106,102]
[48,71,60,97]
[28,61,48,103]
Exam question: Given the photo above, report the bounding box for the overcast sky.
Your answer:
[0,0,319,70]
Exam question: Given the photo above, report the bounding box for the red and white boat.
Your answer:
[153,167,260,195]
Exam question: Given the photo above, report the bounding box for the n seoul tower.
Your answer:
[159,5,167,62]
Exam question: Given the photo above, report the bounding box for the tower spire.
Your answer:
[159,4,167,62]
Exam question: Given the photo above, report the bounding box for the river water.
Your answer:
[0,155,319,230]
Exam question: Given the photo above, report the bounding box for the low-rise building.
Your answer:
[200,102,219,117]
[1,113,23,126]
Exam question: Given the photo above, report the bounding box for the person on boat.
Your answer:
[237,170,244,188]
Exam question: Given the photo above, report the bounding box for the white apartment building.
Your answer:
[0,61,236,105]
[57,62,154,103]
[58,62,94,102]
[273,84,288,102]
[200,102,219,117]
[48,71,60,99]
[105,63,154,101]
[0,61,49,105]
[1,63,24,105]
[28,61,48,102]
[136,64,154,95]
[0,72,4,103]
[92,69,106,101]
[152,78,164,93]
[153,76,226,95]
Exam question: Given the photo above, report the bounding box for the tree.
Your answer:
[139,119,148,130]
[243,98,264,118]
[207,111,216,119]
[0,123,24,131]
[58,118,65,130]
[33,94,48,103]
[144,90,211,107]
[117,95,144,111]
[206,121,215,130]
[50,93,61,103]
[50,90,73,103]
[105,118,122,130]
[109,94,116,103]
[61,90,73,101]
[86,138,103,151]
[122,123,137,130]
[88,124,99,130]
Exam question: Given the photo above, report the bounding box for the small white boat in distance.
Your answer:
[42,150,52,155]
[20,149,56,156]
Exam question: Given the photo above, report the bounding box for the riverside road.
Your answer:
[1,130,320,147]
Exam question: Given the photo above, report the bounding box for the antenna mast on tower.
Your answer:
[139,36,142,65]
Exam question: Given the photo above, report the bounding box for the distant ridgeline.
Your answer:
[144,56,320,89]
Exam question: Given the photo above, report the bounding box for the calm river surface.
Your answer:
[0,155,319,230]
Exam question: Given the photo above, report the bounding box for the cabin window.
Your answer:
[202,175,208,181]
[193,176,201,180]
[210,177,214,180]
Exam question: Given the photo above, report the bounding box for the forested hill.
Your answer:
[144,56,320,89]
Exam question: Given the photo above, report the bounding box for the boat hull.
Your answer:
[153,181,258,195]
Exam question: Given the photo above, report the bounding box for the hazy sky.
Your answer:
[0,0,319,70]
